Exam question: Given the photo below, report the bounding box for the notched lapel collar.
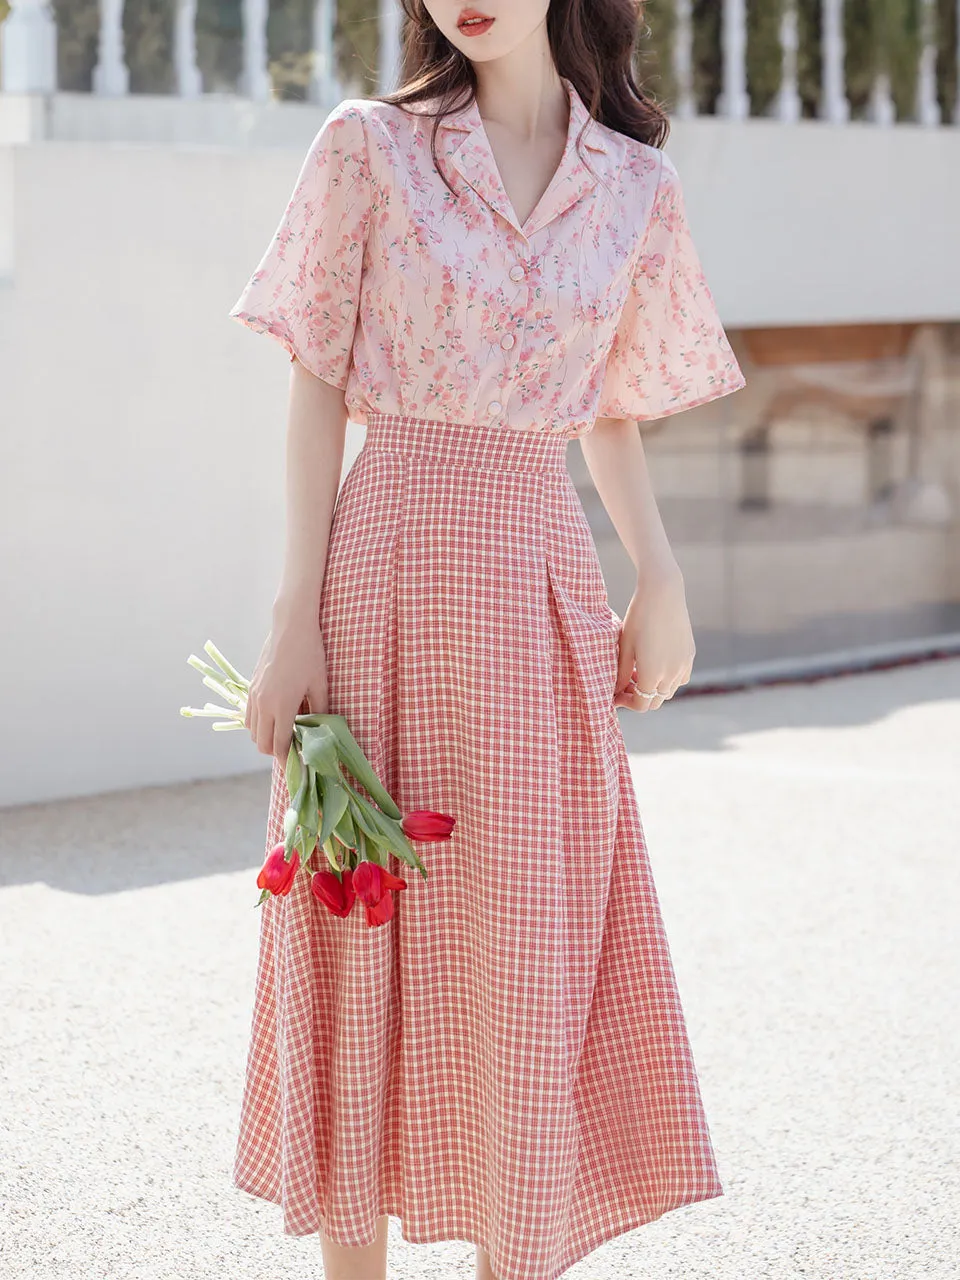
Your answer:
[437,78,619,239]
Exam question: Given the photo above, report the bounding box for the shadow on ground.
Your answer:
[619,653,960,755]
[2,657,958,897]
[0,770,273,896]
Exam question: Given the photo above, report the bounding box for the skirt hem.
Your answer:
[232,1171,725,1280]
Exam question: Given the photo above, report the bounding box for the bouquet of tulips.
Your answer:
[180,640,455,927]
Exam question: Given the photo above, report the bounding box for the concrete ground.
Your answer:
[2,658,958,1280]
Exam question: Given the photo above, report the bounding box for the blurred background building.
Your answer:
[1,0,959,804]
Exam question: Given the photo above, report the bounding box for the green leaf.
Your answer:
[326,716,401,819]
[300,724,341,777]
[283,761,311,856]
[298,764,319,836]
[334,805,357,850]
[364,806,426,875]
[348,798,387,863]
[318,776,349,847]
[311,769,323,833]
[299,828,318,862]
[363,803,413,856]
[322,837,341,873]
[285,740,303,801]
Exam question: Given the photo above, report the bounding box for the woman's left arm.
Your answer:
[580,416,695,713]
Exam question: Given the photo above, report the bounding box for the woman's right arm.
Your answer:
[244,358,349,762]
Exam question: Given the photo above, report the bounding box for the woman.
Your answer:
[230,2,746,1278]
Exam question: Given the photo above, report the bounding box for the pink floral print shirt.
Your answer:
[229,76,746,438]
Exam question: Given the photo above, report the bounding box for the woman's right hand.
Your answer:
[245,611,329,762]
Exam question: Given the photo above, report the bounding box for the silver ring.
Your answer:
[635,688,662,699]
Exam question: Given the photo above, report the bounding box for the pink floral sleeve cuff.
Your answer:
[597,152,746,422]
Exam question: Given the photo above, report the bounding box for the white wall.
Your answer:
[0,139,365,807]
[665,117,960,327]
[1,115,959,806]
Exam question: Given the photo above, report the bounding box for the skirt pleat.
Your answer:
[232,413,722,1280]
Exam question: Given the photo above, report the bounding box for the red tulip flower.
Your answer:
[364,891,397,928]
[257,843,300,896]
[352,859,408,907]
[311,868,356,918]
[401,810,456,841]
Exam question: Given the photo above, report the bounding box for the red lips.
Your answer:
[457,7,494,31]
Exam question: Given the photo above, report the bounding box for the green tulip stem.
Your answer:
[203,641,249,689]
[203,701,243,717]
[339,773,375,816]
[201,674,245,709]
[187,654,233,684]
[180,704,240,718]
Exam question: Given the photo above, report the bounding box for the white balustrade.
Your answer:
[671,0,697,121]
[377,0,402,95]
[820,0,850,122]
[174,0,202,99]
[0,0,57,93]
[309,0,341,108]
[716,0,750,120]
[240,0,270,102]
[868,71,896,126]
[91,0,129,96]
[2,0,959,136]
[915,0,941,125]
[773,1,802,123]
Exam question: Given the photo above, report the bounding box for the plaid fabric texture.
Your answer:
[233,413,722,1280]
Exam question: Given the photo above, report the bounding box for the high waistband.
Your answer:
[363,412,568,474]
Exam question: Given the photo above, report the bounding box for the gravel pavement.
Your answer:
[2,658,958,1280]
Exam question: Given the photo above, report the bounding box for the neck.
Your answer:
[472,54,567,145]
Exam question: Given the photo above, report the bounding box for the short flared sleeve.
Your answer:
[228,101,372,388]
[596,151,746,422]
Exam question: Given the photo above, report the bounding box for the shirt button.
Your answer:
[487,400,503,416]
[500,333,516,350]
[509,264,526,282]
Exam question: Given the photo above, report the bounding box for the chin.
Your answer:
[445,33,514,60]
[456,46,506,62]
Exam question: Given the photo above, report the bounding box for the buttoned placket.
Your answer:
[484,257,530,420]
[437,78,614,428]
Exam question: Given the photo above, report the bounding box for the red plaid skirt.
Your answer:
[233,412,722,1280]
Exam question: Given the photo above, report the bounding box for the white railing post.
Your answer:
[0,0,57,93]
[865,0,896,124]
[672,0,697,119]
[241,0,271,101]
[309,0,341,109]
[174,0,202,98]
[867,70,896,124]
[92,0,129,96]
[774,1,802,122]
[377,0,402,95]
[820,0,850,122]
[915,0,941,125]
[716,0,750,119]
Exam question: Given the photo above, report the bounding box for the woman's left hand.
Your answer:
[613,563,695,712]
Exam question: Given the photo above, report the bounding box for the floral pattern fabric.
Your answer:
[229,77,746,437]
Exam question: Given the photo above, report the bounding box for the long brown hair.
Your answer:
[371,0,670,197]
